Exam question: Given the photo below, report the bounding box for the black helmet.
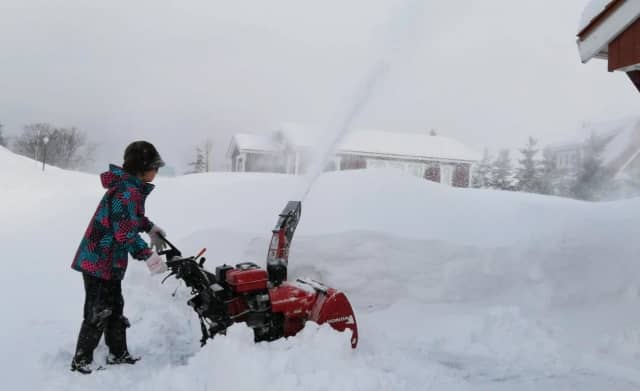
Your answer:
[123,141,165,175]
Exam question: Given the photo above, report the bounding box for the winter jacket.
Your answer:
[71,165,155,280]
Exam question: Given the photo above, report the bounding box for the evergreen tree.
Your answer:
[0,123,5,147]
[472,148,492,188]
[539,148,557,195]
[515,137,542,193]
[188,147,207,173]
[571,133,609,201]
[489,149,514,190]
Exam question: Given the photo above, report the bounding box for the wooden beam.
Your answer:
[628,70,640,92]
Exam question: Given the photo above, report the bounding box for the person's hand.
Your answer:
[149,224,167,252]
[146,253,167,275]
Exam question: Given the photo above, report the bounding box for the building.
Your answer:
[226,124,480,187]
[577,0,640,92]
[547,118,640,180]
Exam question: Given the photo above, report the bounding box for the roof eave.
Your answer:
[336,149,479,164]
[577,0,640,64]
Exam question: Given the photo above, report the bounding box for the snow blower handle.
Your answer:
[156,233,182,259]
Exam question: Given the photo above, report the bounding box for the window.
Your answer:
[340,155,367,170]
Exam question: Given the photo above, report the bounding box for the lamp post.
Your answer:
[42,135,50,171]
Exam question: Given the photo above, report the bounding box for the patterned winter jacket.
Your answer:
[71,165,155,280]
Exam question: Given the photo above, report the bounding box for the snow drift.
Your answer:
[2,145,640,390]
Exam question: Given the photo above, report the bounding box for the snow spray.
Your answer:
[293,0,426,201]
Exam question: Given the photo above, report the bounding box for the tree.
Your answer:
[13,123,94,169]
[203,139,213,172]
[539,148,557,195]
[516,137,543,193]
[188,139,213,173]
[0,123,6,147]
[188,148,206,173]
[571,133,609,201]
[13,123,55,162]
[489,149,514,190]
[472,148,492,188]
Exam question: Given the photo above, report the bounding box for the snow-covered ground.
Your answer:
[3,145,640,390]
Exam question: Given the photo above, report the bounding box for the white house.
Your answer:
[226,124,480,187]
[547,118,640,179]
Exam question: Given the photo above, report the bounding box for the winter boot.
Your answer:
[70,358,93,375]
[105,315,140,365]
[71,320,104,374]
[106,351,141,365]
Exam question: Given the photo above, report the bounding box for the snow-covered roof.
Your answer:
[231,133,281,153]
[338,130,480,162]
[228,124,480,163]
[578,0,616,32]
[577,0,640,64]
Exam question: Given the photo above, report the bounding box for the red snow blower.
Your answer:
[158,201,358,348]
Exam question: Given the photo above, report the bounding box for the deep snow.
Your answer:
[3,145,640,390]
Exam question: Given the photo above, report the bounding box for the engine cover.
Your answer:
[226,263,269,293]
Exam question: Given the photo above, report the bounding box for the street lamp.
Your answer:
[42,135,50,171]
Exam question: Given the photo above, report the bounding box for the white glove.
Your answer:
[149,224,167,252]
[146,253,168,275]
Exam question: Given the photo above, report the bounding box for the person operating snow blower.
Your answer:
[69,141,168,374]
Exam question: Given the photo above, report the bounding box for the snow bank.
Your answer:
[3,146,640,390]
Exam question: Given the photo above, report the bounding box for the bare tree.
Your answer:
[13,123,95,169]
[13,123,55,162]
[48,127,95,169]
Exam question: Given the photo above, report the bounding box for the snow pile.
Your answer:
[3,146,640,390]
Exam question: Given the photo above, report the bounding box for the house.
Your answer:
[547,118,640,180]
[226,124,480,187]
[577,0,640,92]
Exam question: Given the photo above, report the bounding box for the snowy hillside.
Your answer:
[3,145,640,390]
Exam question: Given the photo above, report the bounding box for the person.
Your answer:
[69,141,168,374]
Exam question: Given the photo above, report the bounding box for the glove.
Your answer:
[146,253,167,275]
[149,224,167,252]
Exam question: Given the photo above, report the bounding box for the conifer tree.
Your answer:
[516,137,542,193]
[489,149,514,190]
[472,148,492,188]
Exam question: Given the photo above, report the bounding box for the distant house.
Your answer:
[547,118,640,180]
[577,0,640,92]
[226,124,480,187]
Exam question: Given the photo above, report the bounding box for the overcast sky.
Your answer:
[1,0,638,172]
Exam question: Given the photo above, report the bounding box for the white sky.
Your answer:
[0,0,637,171]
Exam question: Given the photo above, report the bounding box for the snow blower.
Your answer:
[158,201,358,348]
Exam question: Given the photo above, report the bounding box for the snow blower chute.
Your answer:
[158,201,358,348]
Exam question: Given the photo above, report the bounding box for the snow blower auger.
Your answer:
[157,201,359,348]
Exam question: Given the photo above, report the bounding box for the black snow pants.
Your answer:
[73,273,130,363]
